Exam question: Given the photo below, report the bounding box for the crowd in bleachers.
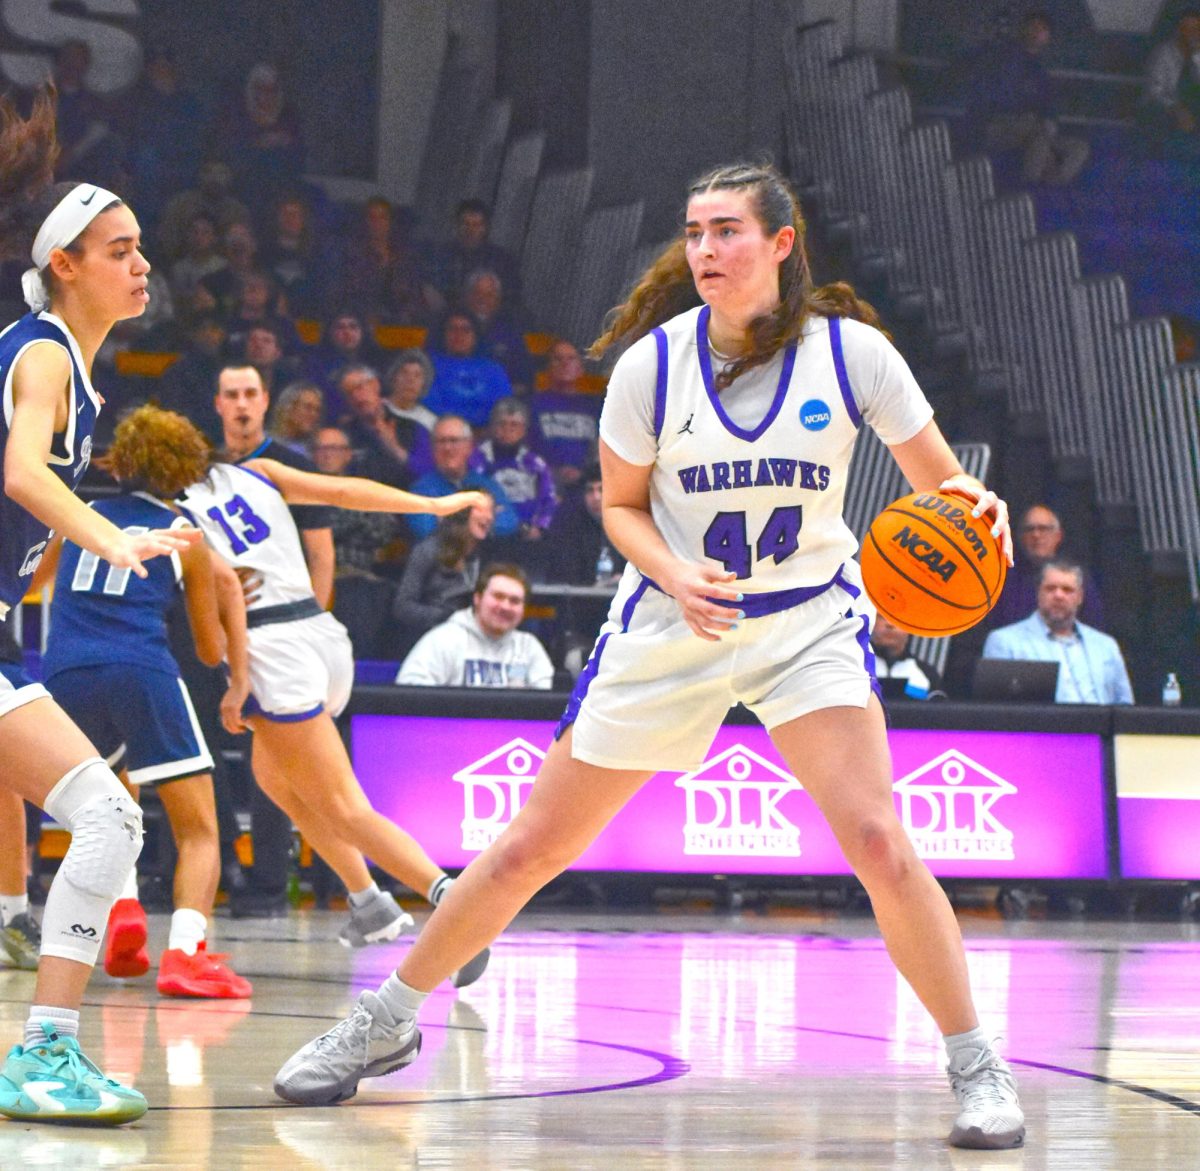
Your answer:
[0,42,619,679]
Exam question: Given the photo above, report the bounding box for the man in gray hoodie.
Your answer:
[395,564,553,688]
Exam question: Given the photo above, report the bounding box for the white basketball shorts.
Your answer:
[246,611,354,722]
[561,564,878,772]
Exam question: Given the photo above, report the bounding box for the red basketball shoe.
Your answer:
[156,942,252,999]
[104,898,150,979]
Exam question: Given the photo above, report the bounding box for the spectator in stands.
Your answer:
[214,62,306,209]
[1141,9,1200,158]
[159,314,228,445]
[335,364,410,485]
[982,560,1133,704]
[198,221,261,320]
[336,196,433,324]
[462,269,533,394]
[242,323,301,396]
[120,44,206,226]
[967,10,1089,186]
[470,398,557,545]
[269,380,326,455]
[157,159,251,264]
[396,563,553,688]
[311,425,401,658]
[392,495,496,649]
[262,191,327,317]
[530,339,602,493]
[306,309,383,416]
[870,615,945,700]
[988,503,1103,628]
[382,350,436,475]
[544,462,626,584]
[408,415,519,542]
[224,270,292,352]
[52,39,125,187]
[169,213,228,307]
[425,309,513,428]
[425,198,520,310]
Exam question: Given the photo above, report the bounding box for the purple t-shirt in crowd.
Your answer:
[530,390,601,470]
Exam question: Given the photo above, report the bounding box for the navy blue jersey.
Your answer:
[43,492,185,679]
[0,312,100,614]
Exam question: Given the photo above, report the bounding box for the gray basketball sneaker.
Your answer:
[450,946,491,989]
[274,991,421,1105]
[947,1046,1026,1149]
[0,912,41,970]
[337,891,414,948]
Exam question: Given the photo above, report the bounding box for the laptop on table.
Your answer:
[972,659,1060,704]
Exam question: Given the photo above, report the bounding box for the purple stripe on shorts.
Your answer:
[555,576,650,740]
[852,610,883,704]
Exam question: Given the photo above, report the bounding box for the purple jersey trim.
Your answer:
[828,317,863,430]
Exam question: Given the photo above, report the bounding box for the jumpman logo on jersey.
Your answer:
[678,413,695,435]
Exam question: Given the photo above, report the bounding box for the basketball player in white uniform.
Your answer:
[135,405,492,978]
[275,163,1024,1152]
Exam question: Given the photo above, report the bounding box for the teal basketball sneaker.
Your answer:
[0,1023,147,1125]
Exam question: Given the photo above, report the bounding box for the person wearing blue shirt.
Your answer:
[424,310,512,428]
[982,560,1133,704]
[408,414,518,542]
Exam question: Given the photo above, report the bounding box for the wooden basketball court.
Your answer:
[2,906,1198,1167]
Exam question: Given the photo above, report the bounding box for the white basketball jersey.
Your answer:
[176,463,314,610]
[600,306,932,594]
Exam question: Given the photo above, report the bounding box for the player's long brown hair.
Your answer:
[591,161,884,389]
[104,403,212,499]
[0,84,124,284]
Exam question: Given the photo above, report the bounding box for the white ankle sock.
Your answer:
[168,908,207,956]
[0,892,28,924]
[376,972,427,1026]
[428,875,452,906]
[117,867,139,903]
[945,1025,990,1065]
[348,881,381,909]
[26,1006,79,1047]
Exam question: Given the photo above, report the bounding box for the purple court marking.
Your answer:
[144,1024,690,1113]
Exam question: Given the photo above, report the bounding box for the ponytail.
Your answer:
[0,86,64,263]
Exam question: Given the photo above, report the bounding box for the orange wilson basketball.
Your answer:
[860,490,1007,636]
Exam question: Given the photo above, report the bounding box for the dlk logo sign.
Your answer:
[675,744,803,857]
[453,737,545,851]
[893,749,1016,861]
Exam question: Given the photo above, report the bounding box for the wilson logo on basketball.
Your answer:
[910,493,989,561]
[890,526,958,582]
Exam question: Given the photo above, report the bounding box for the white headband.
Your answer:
[21,184,121,313]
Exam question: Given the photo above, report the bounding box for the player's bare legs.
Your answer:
[249,713,445,896]
[156,776,220,914]
[399,729,653,991]
[768,697,976,1035]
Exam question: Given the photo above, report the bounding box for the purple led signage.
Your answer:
[352,716,1108,879]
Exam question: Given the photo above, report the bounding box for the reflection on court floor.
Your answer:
[1,910,1198,1168]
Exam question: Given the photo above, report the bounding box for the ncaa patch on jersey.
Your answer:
[799,399,831,431]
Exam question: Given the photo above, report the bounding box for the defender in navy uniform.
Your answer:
[0,88,196,1125]
[41,408,253,999]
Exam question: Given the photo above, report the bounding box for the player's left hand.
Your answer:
[939,475,1013,565]
[219,677,251,735]
[235,567,265,605]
